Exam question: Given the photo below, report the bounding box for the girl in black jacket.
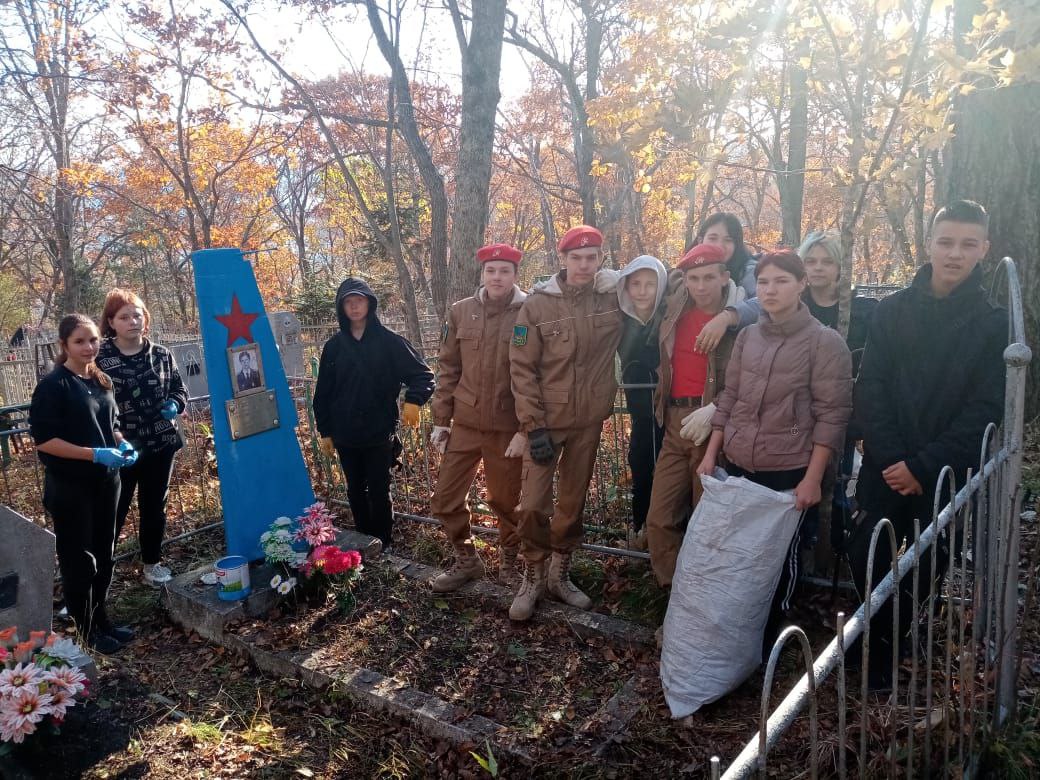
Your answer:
[313,278,434,547]
[29,314,139,654]
[96,289,187,587]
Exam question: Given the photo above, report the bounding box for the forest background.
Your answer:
[0,0,1037,409]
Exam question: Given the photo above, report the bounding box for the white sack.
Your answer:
[660,470,802,718]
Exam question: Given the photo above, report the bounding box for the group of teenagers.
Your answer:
[26,198,1006,688]
[312,198,1006,690]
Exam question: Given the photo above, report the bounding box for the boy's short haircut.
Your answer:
[931,199,989,235]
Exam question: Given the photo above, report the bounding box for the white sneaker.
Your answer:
[143,563,173,587]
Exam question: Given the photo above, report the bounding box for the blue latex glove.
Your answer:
[160,400,179,421]
[118,440,139,467]
[93,448,126,468]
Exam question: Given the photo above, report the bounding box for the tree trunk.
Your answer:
[446,0,507,304]
[944,84,1040,418]
[780,60,808,247]
[365,0,450,319]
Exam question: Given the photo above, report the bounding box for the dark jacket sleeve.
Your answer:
[394,334,435,405]
[29,374,63,445]
[906,308,1007,488]
[312,337,338,437]
[853,298,907,468]
[165,348,188,412]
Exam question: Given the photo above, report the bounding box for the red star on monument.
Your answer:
[214,294,260,347]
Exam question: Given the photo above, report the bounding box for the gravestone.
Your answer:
[192,248,315,560]
[269,312,305,379]
[170,341,209,400]
[0,505,55,633]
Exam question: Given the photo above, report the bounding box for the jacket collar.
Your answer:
[910,262,986,302]
[534,270,594,297]
[758,301,815,336]
[477,285,527,306]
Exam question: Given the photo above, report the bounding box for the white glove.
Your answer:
[430,426,451,454]
[594,268,621,294]
[504,431,527,458]
[679,403,716,445]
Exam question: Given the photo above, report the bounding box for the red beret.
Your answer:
[557,225,604,253]
[678,243,727,271]
[476,243,522,265]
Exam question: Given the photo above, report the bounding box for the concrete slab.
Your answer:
[383,553,657,649]
[160,534,530,763]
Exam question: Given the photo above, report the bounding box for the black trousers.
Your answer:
[337,440,395,545]
[728,465,810,660]
[847,481,950,685]
[44,470,120,637]
[627,415,664,531]
[116,448,177,564]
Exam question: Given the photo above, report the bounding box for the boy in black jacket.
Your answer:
[313,278,435,547]
[850,200,1006,689]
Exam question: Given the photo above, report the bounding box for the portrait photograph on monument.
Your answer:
[227,342,264,396]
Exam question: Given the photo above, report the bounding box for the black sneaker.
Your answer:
[87,631,125,655]
[105,624,136,643]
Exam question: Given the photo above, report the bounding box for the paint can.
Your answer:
[214,555,251,601]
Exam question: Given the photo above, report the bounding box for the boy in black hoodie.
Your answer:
[313,278,435,547]
[850,200,1006,689]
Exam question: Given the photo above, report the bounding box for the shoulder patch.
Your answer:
[512,324,528,346]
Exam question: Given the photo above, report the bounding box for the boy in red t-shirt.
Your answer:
[646,243,745,588]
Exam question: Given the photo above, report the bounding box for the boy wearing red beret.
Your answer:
[645,243,746,589]
[508,225,623,620]
[429,244,528,591]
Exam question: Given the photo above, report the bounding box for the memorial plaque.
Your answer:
[226,389,279,440]
[171,341,209,400]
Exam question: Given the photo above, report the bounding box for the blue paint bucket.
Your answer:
[215,555,251,601]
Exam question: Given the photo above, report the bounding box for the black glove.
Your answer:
[528,428,556,465]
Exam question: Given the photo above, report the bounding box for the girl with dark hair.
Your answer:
[29,314,139,654]
[96,289,186,587]
[698,251,853,656]
[694,212,756,297]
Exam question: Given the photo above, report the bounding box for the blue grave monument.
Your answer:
[192,248,315,561]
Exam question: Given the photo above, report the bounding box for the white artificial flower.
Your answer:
[269,574,283,589]
[277,581,293,595]
[286,577,297,588]
[260,531,272,542]
[274,517,292,526]
[274,529,291,541]
[41,638,84,664]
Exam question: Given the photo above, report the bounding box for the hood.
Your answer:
[477,285,527,306]
[618,255,668,323]
[335,277,380,332]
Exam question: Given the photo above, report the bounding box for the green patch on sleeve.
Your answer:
[512,324,528,347]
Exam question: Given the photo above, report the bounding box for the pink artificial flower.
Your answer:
[44,665,87,696]
[0,647,8,664]
[0,687,53,743]
[0,663,42,696]
[43,686,77,719]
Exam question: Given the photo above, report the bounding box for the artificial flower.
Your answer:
[0,663,40,695]
[0,687,53,742]
[277,581,293,595]
[28,631,47,650]
[274,516,293,526]
[41,638,83,664]
[0,628,17,647]
[270,574,283,589]
[43,686,77,719]
[43,665,87,696]
[12,641,33,664]
[260,531,272,542]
